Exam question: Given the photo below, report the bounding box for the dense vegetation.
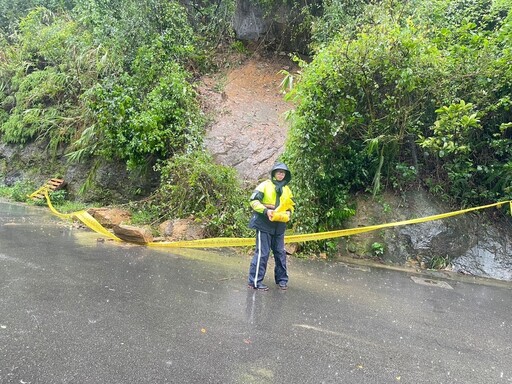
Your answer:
[0,0,251,237]
[283,0,512,252]
[1,0,511,251]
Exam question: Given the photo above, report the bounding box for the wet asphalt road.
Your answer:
[0,201,511,384]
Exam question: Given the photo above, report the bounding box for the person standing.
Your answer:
[247,162,294,291]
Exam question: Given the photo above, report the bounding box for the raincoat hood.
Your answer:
[271,162,291,184]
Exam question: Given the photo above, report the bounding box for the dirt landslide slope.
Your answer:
[199,54,295,184]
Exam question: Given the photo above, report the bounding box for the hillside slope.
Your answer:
[199,53,295,183]
[197,54,512,281]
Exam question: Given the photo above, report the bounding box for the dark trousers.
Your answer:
[248,230,288,287]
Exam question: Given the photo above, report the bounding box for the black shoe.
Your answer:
[248,283,269,291]
[278,282,288,290]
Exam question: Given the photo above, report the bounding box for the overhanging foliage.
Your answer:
[283,0,512,253]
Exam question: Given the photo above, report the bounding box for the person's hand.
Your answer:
[266,209,274,220]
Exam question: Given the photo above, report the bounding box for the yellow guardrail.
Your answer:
[42,189,511,249]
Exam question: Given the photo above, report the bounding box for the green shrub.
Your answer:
[79,61,204,170]
[7,180,36,202]
[138,151,252,238]
[284,0,512,245]
[41,189,67,206]
[371,242,385,257]
[283,12,441,240]
[0,7,112,153]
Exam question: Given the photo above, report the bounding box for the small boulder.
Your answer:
[159,218,205,241]
[113,224,153,244]
[159,220,174,237]
[285,242,298,255]
[89,208,131,228]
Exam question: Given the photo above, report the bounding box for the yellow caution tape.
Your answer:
[43,190,121,241]
[282,200,511,244]
[41,189,511,249]
[29,185,50,199]
[148,237,255,248]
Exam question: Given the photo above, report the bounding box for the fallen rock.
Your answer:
[285,242,298,255]
[88,208,132,228]
[113,224,153,244]
[159,218,205,241]
[159,220,174,237]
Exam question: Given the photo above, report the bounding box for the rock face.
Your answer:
[0,141,158,202]
[233,1,266,41]
[341,189,512,281]
[450,222,512,281]
[0,141,51,187]
[201,56,293,183]
[232,0,311,53]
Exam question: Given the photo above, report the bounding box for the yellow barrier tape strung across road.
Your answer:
[44,190,121,241]
[42,190,511,248]
[29,185,49,200]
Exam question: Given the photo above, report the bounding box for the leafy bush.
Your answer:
[0,0,76,34]
[371,242,385,257]
[284,0,512,245]
[186,0,236,51]
[138,151,252,238]
[76,61,204,170]
[0,7,112,152]
[310,0,373,49]
[1,180,36,202]
[48,189,67,205]
[283,11,442,240]
[75,0,199,70]
[67,1,205,174]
